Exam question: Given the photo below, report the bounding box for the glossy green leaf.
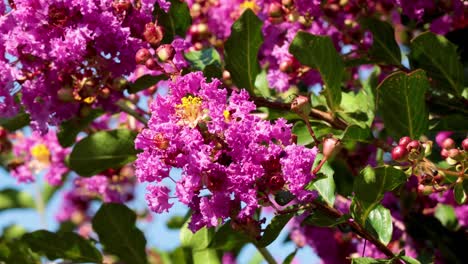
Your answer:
[225,9,263,93]
[128,74,169,94]
[292,120,343,146]
[361,17,401,66]
[274,190,295,206]
[366,205,393,245]
[338,84,375,128]
[2,225,27,240]
[400,255,421,264]
[283,249,298,264]
[23,230,102,263]
[309,153,335,206]
[68,129,138,176]
[290,32,344,110]
[153,0,191,43]
[351,257,392,264]
[434,204,458,230]
[92,203,147,264]
[352,166,406,223]
[376,70,429,139]
[209,221,250,250]
[256,213,294,247]
[166,216,186,229]
[0,240,38,264]
[341,125,372,143]
[184,48,221,71]
[180,219,214,251]
[58,109,104,147]
[193,248,220,264]
[302,210,348,227]
[0,189,35,211]
[0,112,30,132]
[454,181,467,205]
[410,32,464,98]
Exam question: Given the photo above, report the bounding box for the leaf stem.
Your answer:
[115,100,148,125]
[35,182,47,229]
[255,245,277,264]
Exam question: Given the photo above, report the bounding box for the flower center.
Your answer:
[176,95,204,128]
[240,0,259,13]
[30,143,51,164]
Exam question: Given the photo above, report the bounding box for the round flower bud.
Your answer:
[462,138,468,151]
[143,22,164,46]
[145,58,160,70]
[156,44,174,62]
[407,140,421,152]
[0,127,7,139]
[398,136,411,147]
[291,95,311,117]
[442,138,455,150]
[281,0,293,7]
[392,145,408,162]
[135,48,151,65]
[268,2,283,18]
[440,148,449,159]
[279,60,293,73]
[447,149,461,160]
[112,0,131,13]
[322,137,340,158]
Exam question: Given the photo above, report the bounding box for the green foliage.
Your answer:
[302,210,348,227]
[341,125,372,143]
[167,215,187,229]
[366,205,393,245]
[128,74,169,94]
[58,109,104,147]
[351,166,406,224]
[256,213,294,247]
[153,0,191,43]
[274,190,296,206]
[289,32,344,111]
[180,219,214,251]
[209,221,250,250]
[22,230,102,263]
[225,9,263,94]
[434,204,458,230]
[360,17,402,66]
[376,70,429,139]
[410,32,465,98]
[283,249,298,264]
[308,153,336,206]
[0,112,30,132]
[92,203,147,264]
[185,48,221,71]
[68,129,138,176]
[0,188,35,211]
[0,240,38,264]
[454,181,467,204]
[193,248,221,264]
[351,257,392,264]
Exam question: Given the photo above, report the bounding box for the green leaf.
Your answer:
[68,129,138,176]
[0,189,35,211]
[23,230,102,263]
[283,249,298,264]
[58,109,104,147]
[410,32,464,98]
[309,153,335,206]
[434,204,458,230]
[153,0,191,43]
[128,74,169,94]
[341,125,372,143]
[2,225,27,240]
[376,70,429,139]
[360,17,401,66]
[170,247,193,264]
[352,166,406,223]
[92,203,147,264]
[292,120,343,145]
[193,248,221,264]
[166,216,186,229]
[254,69,271,98]
[366,205,393,245]
[256,213,294,247]
[289,32,344,110]
[209,221,250,250]
[184,48,221,71]
[225,9,263,93]
[429,114,468,132]
[338,85,375,128]
[203,63,223,81]
[274,190,295,206]
[302,210,348,227]
[0,240,38,264]
[0,112,30,131]
[180,219,214,251]
[400,255,421,264]
[351,257,392,264]
[454,181,467,204]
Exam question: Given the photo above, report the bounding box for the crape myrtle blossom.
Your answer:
[10,130,69,186]
[135,71,317,232]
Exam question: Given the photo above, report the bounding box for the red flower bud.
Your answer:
[440,148,449,158]
[322,137,340,158]
[135,48,151,65]
[447,149,461,159]
[462,138,468,151]
[156,44,174,62]
[442,138,455,150]
[291,95,311,117]
[392,145,408,162]
[406,140,421,152]
[268,3,283,18]
[143,23,164,46]
[398,136,411,147]
[145,58,160,70]
[279,60,293,73]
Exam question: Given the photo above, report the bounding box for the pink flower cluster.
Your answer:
[135,72,317,232]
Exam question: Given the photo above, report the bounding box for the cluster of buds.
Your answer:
[391,136,432,163]
[135,45,175,71]
[440,137,468,165]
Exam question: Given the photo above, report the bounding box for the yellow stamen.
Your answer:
[83,96,95,104]
[223,110,230,122]
[176,95,204,128]
[240,0,259,13]
[30,144,50,164]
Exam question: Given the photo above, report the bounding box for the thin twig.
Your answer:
[255,245,277,264]
[116,100,148,125]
